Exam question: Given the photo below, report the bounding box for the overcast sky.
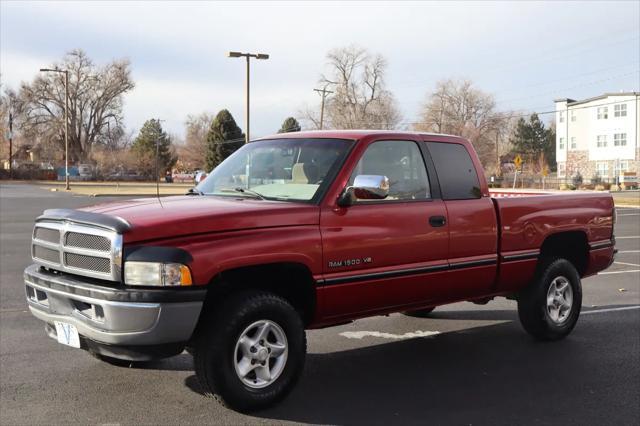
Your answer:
[1,1,639,140]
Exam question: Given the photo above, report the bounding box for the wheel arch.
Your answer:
[197,262,318,328]
[539,231,589,276]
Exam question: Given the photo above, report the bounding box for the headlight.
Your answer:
[124,261,193,286]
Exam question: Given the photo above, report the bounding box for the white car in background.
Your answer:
[194,170,208,184]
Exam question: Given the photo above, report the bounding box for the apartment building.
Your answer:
[555,92,639,182]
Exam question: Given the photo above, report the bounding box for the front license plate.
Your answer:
[54,321,80,348]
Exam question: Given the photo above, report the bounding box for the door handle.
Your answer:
[429,215,446,227]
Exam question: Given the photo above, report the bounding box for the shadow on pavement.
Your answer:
[426,309,519,321]
[249,311,639,425]
[125,353,193,372]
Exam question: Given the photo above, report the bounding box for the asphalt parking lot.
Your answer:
[1,183,638,425]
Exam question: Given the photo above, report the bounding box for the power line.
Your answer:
[391,66,639,108]
[394,30,640,91]
[320,98,638,128]
[494,70,640,105]
[491,62,640,96]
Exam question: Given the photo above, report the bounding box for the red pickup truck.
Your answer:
[25,131,615,411]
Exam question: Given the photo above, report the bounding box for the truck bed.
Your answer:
[490,190,615,292]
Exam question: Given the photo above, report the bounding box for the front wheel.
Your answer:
[517,258,582,341]
[194,291,306,412]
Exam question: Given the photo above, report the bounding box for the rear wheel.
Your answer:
[402,306,436,318]
[194,291,306,412]
[517,258,582,341]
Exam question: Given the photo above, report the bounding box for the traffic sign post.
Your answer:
[513,154,523,189]
[8,112,13,179]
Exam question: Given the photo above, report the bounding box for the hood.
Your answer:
[80,195,319,243]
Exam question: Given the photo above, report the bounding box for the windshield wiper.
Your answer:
[232,187,266,200]
[186,187,204,196]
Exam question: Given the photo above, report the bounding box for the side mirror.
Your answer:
[337,175,390,207]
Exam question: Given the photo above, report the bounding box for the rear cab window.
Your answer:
[426,142,481,200]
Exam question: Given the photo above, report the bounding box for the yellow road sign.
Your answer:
[514,154,522,169]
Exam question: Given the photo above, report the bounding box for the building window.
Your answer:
[570,110,577,122]
[615,160,629,175]
[596,135,607,147]
[614,133,627,147]
[559,137,565,149]
[558,111,565,123]
[597,107,608,119]
[614,104,627,117]
[596,162,609,178]
[558,163,566,178]
[570,137,577,149]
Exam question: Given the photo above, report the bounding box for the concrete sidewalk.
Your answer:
[34,181,192,197]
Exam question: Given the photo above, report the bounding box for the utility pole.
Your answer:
[40,68,70,190]
[245,55,250,145]
[8,112,13,179]
[495,129,500,177]
[155,118,165,199]
[227,51,270,144]
[313,87,333,130]
[64,70,69,190]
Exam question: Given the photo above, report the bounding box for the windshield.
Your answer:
[196,138,353,202]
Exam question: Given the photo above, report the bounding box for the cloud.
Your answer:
[2,1,638,138]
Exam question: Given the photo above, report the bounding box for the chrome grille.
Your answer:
[65,253,111,274]
[34,227,60,244]
[31,221,122,281]
[65,232,111,252]
[33,245,61,264]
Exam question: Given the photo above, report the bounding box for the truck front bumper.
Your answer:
[24,264,206,360]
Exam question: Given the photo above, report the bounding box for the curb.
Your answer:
[88,193,187,197]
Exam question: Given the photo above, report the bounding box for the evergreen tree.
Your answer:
[205,109,244,171]
[278,117,301,133]
[509,113,555,170]
[544,123,557,171]
[131,119,176,178]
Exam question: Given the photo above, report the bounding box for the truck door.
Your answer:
[425,141,498,297]
[318,139,450,320]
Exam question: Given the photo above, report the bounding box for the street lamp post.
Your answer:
[227,51,269,144]
[40,68,70,190]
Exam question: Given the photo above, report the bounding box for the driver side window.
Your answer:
[348,140,431,201]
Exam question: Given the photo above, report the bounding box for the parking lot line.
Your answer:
[617,250,640,254]
[614,261,640,267]
[583,306,640,315]
[339,330,441,340]
[615,236,640,239]
[599,269,640,275]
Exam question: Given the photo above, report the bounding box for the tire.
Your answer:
[402,306,436,318]
[194,291,306,412]
[517,257,582,341]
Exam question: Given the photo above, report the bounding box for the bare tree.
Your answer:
[0,86,12,162]
[303,46,400,130]
[178,112,213,170]
[415,79,511,170]
[16,49,134,162]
